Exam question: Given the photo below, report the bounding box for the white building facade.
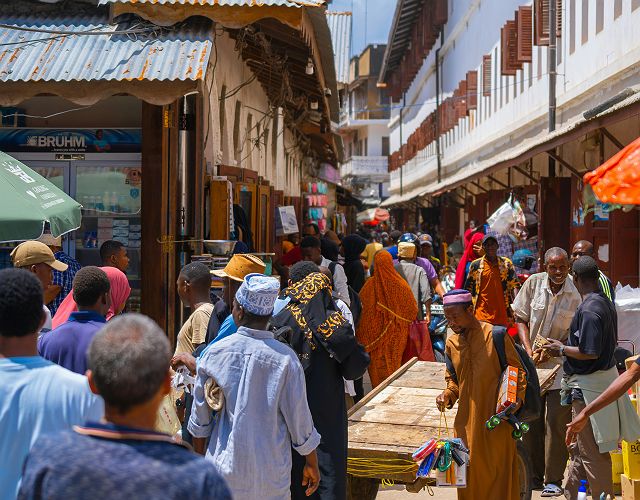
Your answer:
[380,0,640,286]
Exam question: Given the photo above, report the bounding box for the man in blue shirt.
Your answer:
[38,266,111,375]
[20,313,231,500]
[0,268,102,498]
[189,274,321,499]
[37,233,82,316]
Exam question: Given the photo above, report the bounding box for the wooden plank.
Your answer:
[348,358,418,417]
[389,361,447,389]
[349,422,444,449]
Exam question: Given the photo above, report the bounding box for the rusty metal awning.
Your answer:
[0,15,213,105]
[325,11,351,86]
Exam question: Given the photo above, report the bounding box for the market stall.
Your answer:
[347,359,559,499]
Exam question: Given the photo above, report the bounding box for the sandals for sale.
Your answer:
[541,483,564,497]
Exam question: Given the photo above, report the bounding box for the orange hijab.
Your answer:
[356,250,418,387]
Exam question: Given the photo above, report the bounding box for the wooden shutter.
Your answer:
[482,55,492,97]
[534,0,562,46]
[501,21,520,76]
[433,0,448,26]
[466,70,478,111]
[517,6,533,62]
[455,80,467,119]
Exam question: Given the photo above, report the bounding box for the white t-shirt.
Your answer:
[40,305,52,336]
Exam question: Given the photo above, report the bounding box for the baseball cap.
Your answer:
[10,241,68,271]
[418,234,433,246]
[211,254,266,282]
[482,234,498,245]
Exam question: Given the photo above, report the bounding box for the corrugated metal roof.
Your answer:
[98,0,325,6]
[0,15,212,82]
[325,11,351,85]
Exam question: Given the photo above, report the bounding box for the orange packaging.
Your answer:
[497,365,521,413]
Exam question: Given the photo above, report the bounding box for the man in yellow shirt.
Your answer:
[174,262,214,356]
[361,233,383,268]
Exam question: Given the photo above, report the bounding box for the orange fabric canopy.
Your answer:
[584,136,640,204]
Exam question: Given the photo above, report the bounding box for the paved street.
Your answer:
[377,485,547,499]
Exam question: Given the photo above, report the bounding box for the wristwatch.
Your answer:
[559,345,565,357]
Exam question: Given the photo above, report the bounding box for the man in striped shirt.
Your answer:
[571,240,615,302]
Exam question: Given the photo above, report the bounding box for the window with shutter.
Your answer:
[456,81,468,119]
[466,70,478,111]
[434,0,448,27]
[517,6,533,63]
[482,55,492,97]
[501,21,520,76]
[535,0,562,45]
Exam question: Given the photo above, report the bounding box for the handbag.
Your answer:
[402,319,435,364]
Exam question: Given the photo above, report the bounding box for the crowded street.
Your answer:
[3,0,640,499]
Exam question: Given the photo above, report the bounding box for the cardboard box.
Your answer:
[624,441,640,480]
[614,449,624,494]
[622,473,640,500]
[626,355,640,400]
[497,365,521,412]
[434,452,467,488]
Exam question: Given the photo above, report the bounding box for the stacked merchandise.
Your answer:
[304,181,329,232]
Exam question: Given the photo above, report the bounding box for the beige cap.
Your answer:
[36,233,62,247]
[398,242,417,259]
[211,254,266,282]
[10,241,68,272]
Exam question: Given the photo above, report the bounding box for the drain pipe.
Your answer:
[548,0,557,177]
[177,94,196,326]
[435,30,444,183]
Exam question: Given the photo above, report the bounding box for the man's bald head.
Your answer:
[571,240,594,264]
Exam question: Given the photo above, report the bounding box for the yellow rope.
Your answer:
[347,457,418,478]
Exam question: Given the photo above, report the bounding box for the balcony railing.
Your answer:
[341,156,389,179]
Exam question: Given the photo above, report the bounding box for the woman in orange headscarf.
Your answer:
[356,250,418,387]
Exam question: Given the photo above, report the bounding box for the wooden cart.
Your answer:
[347,359,560,498]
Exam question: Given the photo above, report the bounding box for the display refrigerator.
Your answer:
[0,155,142,313]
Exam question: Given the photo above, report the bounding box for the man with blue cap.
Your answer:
[189,273,321,500]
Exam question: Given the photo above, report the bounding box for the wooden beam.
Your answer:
[600,127,625,150]
[546,151,583,178]
[471,180,489,192]
[487,174,509,189]
[512,165,537,183]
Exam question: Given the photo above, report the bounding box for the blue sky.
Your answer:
[330,0,395,56]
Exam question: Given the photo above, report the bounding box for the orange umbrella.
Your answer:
[584,136,640,204]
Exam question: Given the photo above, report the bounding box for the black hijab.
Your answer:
[341,234,367,292]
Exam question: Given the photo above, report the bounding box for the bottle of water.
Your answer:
[577,480,587,500]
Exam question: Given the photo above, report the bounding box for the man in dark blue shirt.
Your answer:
[20,314,231,500]
[38,267,111,375]
[544,256,619,499]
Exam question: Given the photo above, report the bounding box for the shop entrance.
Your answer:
[9,154,142,312]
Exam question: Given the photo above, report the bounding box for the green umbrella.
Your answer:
[0,151,81,242]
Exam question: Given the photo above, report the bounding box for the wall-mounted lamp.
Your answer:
[305,58,314,75]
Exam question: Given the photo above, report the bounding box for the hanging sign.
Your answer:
[0,129,141,153]
[275,206,299,236]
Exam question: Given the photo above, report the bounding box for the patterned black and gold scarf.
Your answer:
[271,272,354,372]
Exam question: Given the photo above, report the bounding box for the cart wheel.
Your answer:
[486,420,495,430]
[520,423,530,433]
[517,441,533,500]
[490,416,501,426]
[347,475,379,500]
[512,429,523,439]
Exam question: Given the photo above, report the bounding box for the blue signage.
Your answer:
[0,129,141,153]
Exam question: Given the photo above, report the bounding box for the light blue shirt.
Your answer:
[188,326,320,500]
[198,314,238,358]
[0,357,103,499]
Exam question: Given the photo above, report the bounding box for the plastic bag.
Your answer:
[402,320,435,364]
[488,196,516,235]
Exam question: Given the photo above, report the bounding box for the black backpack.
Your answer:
[445,325,542,423]
[328,261,362,328]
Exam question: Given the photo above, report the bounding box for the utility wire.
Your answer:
[0,23,159,36]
